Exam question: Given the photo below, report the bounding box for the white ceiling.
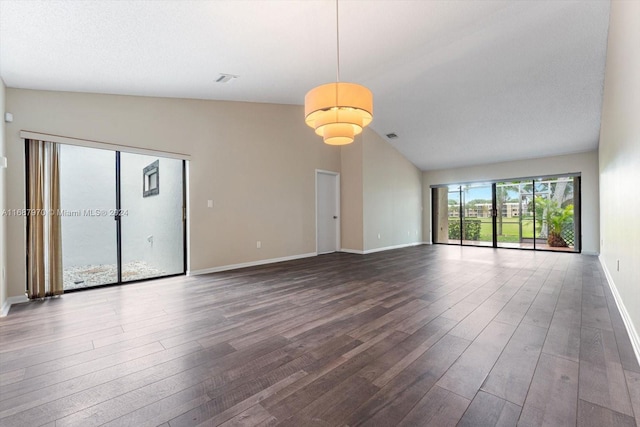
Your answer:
[0,0,611,170]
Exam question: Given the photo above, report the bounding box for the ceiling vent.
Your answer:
[386,133,398,139]
[215,73,238,83]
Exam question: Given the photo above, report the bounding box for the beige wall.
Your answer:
[340,138,363,252]
[599,1,640,351]
[0,80,6,311]
[422,150,600,254]
[4,89,341,299]
[362,131,423,252]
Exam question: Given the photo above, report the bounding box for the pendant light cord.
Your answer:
[336,0,340,83]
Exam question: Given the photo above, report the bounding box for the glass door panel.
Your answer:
[495,181,533,249]
[534,177,576,252]
[534,180,550,249]
[120,153,184,282]
[462,183,493,247]
[432,187,451,244]
[59,145,117,290]
[431,186,462,244]
[447,186,462,244]
[553,177,576,250]
[519,185,536,249]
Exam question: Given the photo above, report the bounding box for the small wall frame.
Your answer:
[143,160,159,197]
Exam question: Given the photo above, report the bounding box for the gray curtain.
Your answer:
[26,139,63,298]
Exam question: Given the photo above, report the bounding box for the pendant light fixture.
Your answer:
[304,0,373,145]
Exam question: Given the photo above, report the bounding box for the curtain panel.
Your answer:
[26,139,63,298]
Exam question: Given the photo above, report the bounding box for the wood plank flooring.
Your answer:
[1,245,638,426]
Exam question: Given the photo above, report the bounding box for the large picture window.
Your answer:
[432,175,581,252]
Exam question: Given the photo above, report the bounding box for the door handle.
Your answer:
[333,216,338,219]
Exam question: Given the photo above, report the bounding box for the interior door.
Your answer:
[317,171,339,254]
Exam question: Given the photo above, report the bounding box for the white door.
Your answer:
[317,171,340,254]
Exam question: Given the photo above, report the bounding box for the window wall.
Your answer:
[432,175,580,252]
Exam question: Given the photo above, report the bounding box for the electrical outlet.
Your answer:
[257,241,261,249]
[207,200,213,208]
[377,233,381,240]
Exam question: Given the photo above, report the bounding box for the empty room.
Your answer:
[0,1,638,426]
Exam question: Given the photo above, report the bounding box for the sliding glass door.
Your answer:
[120,153,185,282]
[533,176,578,251]
[432,186,460,244]
[462,183,493,247]
[432,175,580,252]
[59,145,118,289]
[496,181,536,249]
[433,184,494,247]
[54,144,186,291]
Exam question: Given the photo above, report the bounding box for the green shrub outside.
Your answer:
[449,219,482,240]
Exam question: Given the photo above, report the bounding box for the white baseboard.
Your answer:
[340,248,364,255]
[582,250,600,256]
[1,295,29,317]
[187,252,317,276]
[342,242,427,255]
[422,241,432,245]
[362,242,423,255]
[189,244,428,275]
[599,256,640,366]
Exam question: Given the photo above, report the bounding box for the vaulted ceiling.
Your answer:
[0,0,611,170]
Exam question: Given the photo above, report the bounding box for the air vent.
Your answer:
[386,133,398,139]
[215,73,238,83]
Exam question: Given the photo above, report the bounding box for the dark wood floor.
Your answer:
[1,245,638,427]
